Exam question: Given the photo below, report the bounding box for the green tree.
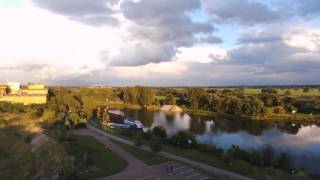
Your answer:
[164,94,176,105]
[69,112,80,126]
[152,126,167,140]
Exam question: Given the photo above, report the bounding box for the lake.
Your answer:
[116,109,320,174]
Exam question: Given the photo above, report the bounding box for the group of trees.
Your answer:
[153,87,317,117]
[120,86,155,106]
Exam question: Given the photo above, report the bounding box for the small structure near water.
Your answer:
[160,105,183,112]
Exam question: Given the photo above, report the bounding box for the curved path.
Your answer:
[71,129,147,173]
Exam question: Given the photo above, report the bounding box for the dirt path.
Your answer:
[71,129,147,173]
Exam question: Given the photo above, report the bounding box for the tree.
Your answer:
[139,87,154,106]
[187,88,206,109]
[164,94,176,105]
[169,131,197,149]
[152,126,167,140]
[69,112,80,125]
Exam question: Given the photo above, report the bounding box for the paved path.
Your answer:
[105,161,212,180]
[87,125,252,180]
[71,128,147,173]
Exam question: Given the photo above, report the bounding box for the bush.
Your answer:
[261,144,275,166]
[276,152,292,171]
[152,126,167,140]
[119,129,134,137]
[195,143,224,156]
[226,145,249,161]
[142,130,153,140]
[169,131,197,149]
[149,137,162,153]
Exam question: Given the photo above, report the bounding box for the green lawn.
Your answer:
[65,135,127,179]
[110,139,169,165]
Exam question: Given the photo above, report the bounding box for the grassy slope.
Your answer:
[0,113,71,180]
[0,113,127,179]
[65,135,127,179]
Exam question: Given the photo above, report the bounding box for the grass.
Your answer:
[110,139,169,165]
[64,135,128,179]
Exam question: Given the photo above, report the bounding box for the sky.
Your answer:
[0,0,320,86]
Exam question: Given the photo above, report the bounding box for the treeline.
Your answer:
[120,86,155,106]
[156,88,320,117]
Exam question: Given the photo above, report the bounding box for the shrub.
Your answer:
[149,137,162,153]
[169,131,197,149]
[261,144,275,166]
[119,129,134,137]
[276,152,292,171]
[226,145,249,161]
[248,150,264,167]
[195,143,224,156]
[142,130,153,140]
[152,126,167,140]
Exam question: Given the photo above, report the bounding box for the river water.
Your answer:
[115,109,320,174]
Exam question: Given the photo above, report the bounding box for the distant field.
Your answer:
[243,88,320,97]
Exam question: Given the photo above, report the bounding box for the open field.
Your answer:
[243,88,320,97]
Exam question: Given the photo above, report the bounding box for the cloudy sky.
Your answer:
[0,0,320,86]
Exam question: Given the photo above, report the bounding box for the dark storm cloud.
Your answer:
[32,0,119,26]
[109,0,218,66]
[202,0,279,25]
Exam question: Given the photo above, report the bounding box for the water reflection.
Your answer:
[119,109,320,174]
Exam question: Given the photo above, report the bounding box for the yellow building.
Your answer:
[0,83,48,105]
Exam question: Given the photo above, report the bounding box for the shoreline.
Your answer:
[105,101,320,123]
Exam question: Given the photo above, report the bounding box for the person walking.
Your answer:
[170,165,173,175]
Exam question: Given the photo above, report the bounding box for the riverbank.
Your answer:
[90,123,317,180]
[106,100,320,122]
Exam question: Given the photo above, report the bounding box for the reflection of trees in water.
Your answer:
[165,113,175,122]
[211,119,273,136]
[241,121,273,136]
[138,109,154,127]
[189,118,206,134]
[122,109,315,136]
[277,122,302,135]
